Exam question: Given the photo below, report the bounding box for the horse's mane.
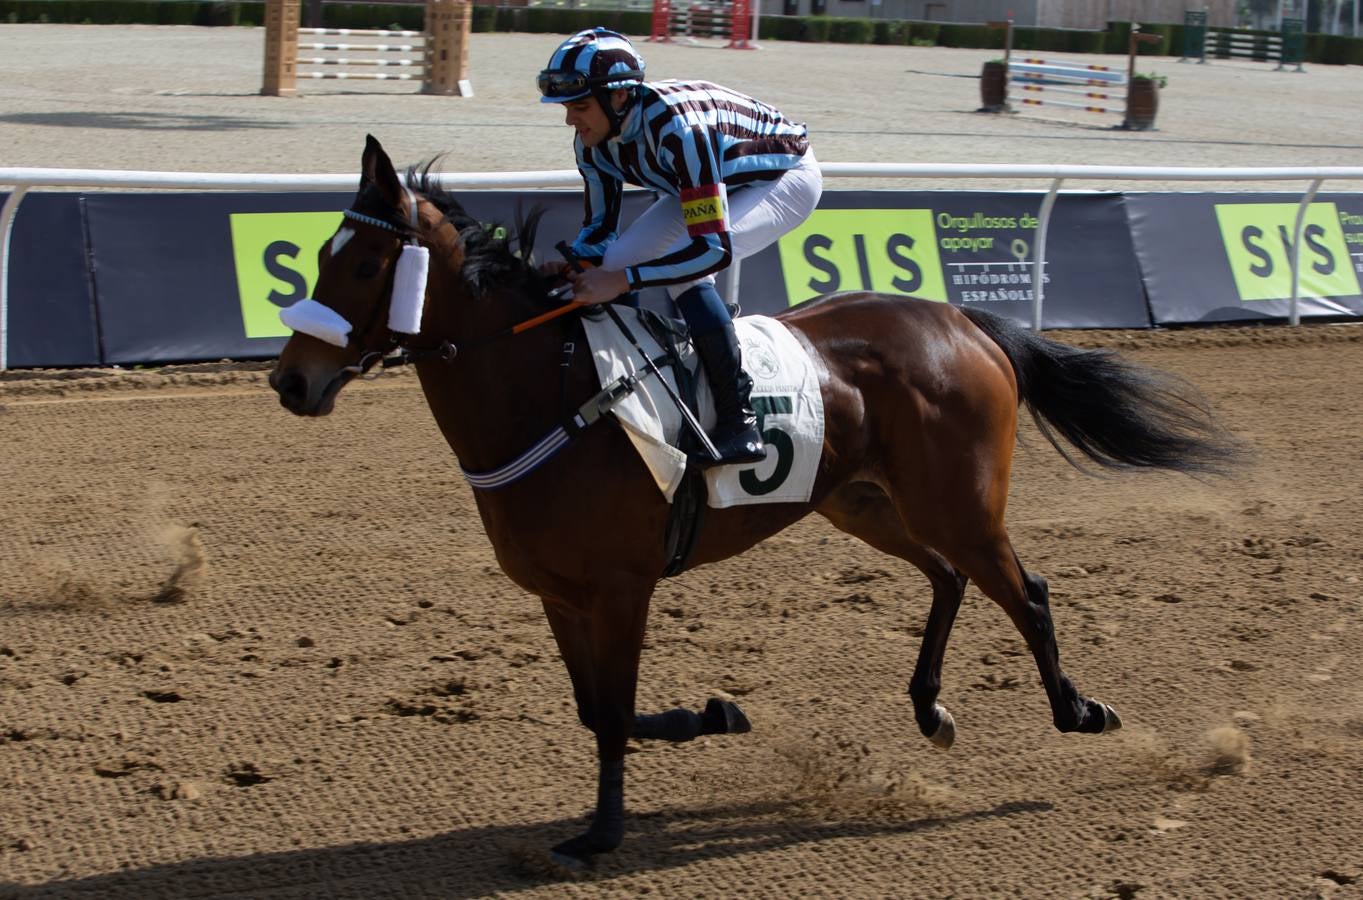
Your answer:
[402,158,555,305]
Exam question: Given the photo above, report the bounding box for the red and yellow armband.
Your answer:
[680,184,729,237]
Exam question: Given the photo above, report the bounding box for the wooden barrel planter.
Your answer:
[1122,77,1160,130]
[978,60,1009,112]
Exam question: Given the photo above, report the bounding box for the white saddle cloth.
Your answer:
[580,310,825,509]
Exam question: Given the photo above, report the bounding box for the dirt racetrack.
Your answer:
[2,324,1362,898]
[3,23,1363,900]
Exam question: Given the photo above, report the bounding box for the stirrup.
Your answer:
[690,425,766,468]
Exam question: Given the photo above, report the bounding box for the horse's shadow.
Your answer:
[1,798,1053,898]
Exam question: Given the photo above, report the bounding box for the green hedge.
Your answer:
[1,0,252,25]
[936,23,998,49]
[3,1,1362,66]
[1309,31,1363,65]
[759,14,802,42]
[484,6,648,35]
[322,2,420,29]
[870,19,910,45]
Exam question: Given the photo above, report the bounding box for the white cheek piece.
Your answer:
[279,298,353,348]
[389,241,429,335]
[389,183,429,335]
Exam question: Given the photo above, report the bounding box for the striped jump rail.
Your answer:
[982,19,1162,131]
[1005,58,1128,119]
[295,28,426,82]
[297,28,422,36]
[262,0,473,96]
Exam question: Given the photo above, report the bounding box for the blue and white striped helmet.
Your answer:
[537,28,645,104]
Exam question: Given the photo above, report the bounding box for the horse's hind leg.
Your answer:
[818,482,968,749]
[925,530,1120,736]
[1013,558,1120,733]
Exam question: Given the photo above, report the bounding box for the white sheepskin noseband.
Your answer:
[279,298,352,348]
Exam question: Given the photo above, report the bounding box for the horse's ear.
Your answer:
[360,134,404,208]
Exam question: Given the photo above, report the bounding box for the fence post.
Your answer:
[261,0,300,97]
[424,0,474,96]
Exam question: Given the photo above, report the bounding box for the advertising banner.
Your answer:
[735,191,1151,329]
[7,187,1362,369]
[84,190,644,365]
[1127,192,1363,324]
[1,192,100,368]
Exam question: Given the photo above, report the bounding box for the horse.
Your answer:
[269,135,1241,867]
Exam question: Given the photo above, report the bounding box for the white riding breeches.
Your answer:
[601,149,823,300]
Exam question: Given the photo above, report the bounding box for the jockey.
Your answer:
[537,27,823,467]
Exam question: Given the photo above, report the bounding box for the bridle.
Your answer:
[279,185,650,491]
[282,187,588,379]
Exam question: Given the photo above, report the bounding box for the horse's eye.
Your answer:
[356,259,382,279]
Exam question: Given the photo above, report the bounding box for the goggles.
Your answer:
[536,68,642,101]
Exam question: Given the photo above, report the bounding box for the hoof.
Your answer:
[928,704,956,751]
[551,828,619,865]
[1100,703,1122,733]
[547,849,592,872]
[703,697,752,735]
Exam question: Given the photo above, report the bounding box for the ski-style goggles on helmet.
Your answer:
[536,68,643,101]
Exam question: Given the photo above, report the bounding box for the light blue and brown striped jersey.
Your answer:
[570,80,809,288]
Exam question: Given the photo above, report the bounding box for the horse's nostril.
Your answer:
[273,370,308,411]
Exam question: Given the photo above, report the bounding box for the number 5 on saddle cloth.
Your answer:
[580,306,825,510]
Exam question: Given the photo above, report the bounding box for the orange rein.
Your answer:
[511,299,591,335]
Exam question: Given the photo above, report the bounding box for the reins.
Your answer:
[380,293,591,370]
[332,195,589,375]
[294,191,666,490]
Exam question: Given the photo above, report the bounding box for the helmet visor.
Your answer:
[537,69,591,100]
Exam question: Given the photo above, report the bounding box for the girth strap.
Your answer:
[459,348,674,491]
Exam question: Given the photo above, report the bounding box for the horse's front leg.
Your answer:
[541,588,652,866]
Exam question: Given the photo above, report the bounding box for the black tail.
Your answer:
[961,308,1245,477]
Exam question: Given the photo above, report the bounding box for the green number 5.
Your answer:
[739,395,795,496]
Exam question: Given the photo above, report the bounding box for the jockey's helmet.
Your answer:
[536,28,645,105]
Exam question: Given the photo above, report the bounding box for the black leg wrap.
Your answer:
[633,708,704,742]
[633,699,752,742]
[551,758,625,861]
[593,758,625,843]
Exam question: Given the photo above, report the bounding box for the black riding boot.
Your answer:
[691,324,766,467]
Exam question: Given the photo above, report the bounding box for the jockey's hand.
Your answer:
[568,267,632,306]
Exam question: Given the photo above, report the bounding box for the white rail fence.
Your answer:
[4,164,1363,370]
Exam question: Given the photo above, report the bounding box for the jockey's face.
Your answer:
[561,90,627,147]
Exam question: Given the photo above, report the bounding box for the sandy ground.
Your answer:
[3,323,1363,899]
[1,26,1361,190]
[2,24,1363,900]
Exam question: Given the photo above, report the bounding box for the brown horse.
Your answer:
[270,136,1240,867]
